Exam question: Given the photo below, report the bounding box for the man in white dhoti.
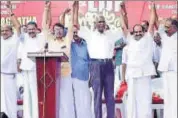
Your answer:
[17,21,45,118]
[121,2,157,118]
[156,18,178,118]
[1,2,21,118]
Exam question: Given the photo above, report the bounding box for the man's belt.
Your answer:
[91,58,112,62]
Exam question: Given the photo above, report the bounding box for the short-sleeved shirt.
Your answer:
[71,39,90,81]
[42,24,73,78]
[78,27,123,59]
[1,33,22,73]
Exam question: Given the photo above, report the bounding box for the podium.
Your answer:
[28,52,68,118]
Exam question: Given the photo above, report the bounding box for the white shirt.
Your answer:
[152,41,161,63]
[18,33,45,70]
[78,27,123,59]
[1,33,21,73]
[122,46,128,64]
[158,32,177,72]
[122,33,156,78]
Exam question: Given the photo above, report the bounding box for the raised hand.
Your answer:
[64,8,71,14]
[120,1,125,8]
[6,1,12,8]
[45,1,51,8]
[6,1,13,15]
[150,1,156,7]
[73,1,79,8]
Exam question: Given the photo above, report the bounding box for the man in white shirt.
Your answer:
[121,2,156,118]
[156,18,178,118]
[1,2,21,118]
[152,32,162,78]
[18,22,45,118]
[78,3,126,118]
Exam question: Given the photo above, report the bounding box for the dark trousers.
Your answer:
[90,59,115,118]
[0,112,8,118]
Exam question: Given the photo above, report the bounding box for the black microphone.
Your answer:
[44,42,48,51]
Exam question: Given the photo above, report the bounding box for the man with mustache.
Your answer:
[70,2,92,118]
[1,1,21,118]
[17,13,45,118]
[155,18,178,118]
[121,2,156,118]
[42,1,79,118]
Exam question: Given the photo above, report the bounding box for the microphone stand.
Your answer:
[42,43,48,118]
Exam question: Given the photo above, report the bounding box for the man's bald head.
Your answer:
[1,25,13,31]
[95,15,106,33]
[1,24,13,40]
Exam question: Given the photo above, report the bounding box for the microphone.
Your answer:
[44,42,48,52]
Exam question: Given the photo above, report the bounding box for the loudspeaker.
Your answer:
[0,112,8,118]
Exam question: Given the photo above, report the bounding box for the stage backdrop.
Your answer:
[1,1,177,30]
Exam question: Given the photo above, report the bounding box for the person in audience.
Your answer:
[141,20,149,32]
[152,32,162,78]
[113,37,126,96]
[21,25,27,34]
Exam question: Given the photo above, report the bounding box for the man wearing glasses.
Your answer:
[121,2,156,118]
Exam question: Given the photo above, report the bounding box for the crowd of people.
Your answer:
[1,1,177,118]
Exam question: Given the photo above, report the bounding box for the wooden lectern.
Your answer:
[28,52,68,118]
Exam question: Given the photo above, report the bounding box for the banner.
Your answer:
[1,1,177,30]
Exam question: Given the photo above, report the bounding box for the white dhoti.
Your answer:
[22,71,39,118]
[127,76,152,118]
[162,71,177,118]
[59,77,92,118]
[1,73,17,118]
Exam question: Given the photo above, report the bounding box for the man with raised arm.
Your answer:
[121,2,156,118]
[1,1,21,118]
[69,1,92,118]
[77,2,126,118]
[154,9,178,118]
[59,8,71,37]
[42,1,76,118]
[17,6,46,118]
